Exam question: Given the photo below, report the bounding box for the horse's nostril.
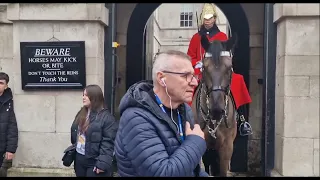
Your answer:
[212,108,224,118]
[213,109,221,114]
[212,107,223,113]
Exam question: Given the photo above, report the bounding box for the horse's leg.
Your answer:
[202,151,210,175]
[205,165,210,175]
[209,149,220,176]
[218,141,234,177]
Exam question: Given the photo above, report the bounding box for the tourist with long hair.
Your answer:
[70,84,118,177]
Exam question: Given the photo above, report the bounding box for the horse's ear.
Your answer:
[226,33,238,52]
[200,34,210,51]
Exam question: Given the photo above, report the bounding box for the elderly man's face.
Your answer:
[162,57,198,103]
[203,17,216,29]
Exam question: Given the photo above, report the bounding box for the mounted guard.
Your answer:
[187,3,254,176]
[187,3,228,80]
[187,3,252,132]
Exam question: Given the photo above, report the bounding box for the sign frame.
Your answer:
[20,41,86,90]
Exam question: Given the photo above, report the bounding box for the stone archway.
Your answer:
[126,3,250,88]
[125,3,250,172]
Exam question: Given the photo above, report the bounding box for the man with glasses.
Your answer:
[115,50,209,177]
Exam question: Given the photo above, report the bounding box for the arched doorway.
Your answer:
[126,3,250,172]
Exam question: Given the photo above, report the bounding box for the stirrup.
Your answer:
[239,121,253,136]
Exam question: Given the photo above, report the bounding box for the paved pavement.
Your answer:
[6,166,258,177]
[8,171,256,177]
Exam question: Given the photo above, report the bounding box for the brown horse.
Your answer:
[191,35,238,177]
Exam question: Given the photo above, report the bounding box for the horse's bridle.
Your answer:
[196,52,233,139]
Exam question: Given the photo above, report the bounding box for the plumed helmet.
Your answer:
[198,3,217,27]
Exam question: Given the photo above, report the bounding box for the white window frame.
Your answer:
[180,4,193,28]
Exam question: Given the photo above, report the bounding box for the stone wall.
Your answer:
[241,3,265,173]
[274,3,319,176]
[114,3,136,119]
[0,3,108,169]
[0,4,13,89]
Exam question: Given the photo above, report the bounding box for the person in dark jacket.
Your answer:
[70,84,118,177]
[0,72,18,171]
[115,50,209,177]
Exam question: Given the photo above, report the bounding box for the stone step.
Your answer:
[7,167,257,177]
[7,167,75,177]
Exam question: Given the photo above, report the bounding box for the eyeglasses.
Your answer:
[162,71,199,83]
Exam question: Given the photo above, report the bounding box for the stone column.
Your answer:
[273,3,319,176]
[115,3,136,118]
[0,4,13,88]
[241,3,265,173]
[5,3,108,169]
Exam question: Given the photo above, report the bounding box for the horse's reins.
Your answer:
[196,51,233,139]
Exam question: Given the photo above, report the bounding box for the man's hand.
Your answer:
[93,167,104,174]
[185,121,205,140]
[5,152,14,160]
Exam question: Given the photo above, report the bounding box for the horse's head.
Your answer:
[200,34,237,119]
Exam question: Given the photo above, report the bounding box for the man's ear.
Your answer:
[156,72,166,87]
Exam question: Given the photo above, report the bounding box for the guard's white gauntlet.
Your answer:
[194,61,203,72]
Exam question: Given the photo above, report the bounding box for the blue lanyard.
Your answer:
[154,94,184,142]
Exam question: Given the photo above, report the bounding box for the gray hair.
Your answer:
[152,50,191,83]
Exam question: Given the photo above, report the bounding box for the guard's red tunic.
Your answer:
[187,31,252,109]
[187,31,228,77]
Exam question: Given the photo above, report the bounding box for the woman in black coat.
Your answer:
[70,84,118,177]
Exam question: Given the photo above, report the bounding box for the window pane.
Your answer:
[189,21,193,27]
[180,21,184,27]
[188,13,193,21]
[180,14,184,21]
[184,21,188,27]
[184,14,188,20]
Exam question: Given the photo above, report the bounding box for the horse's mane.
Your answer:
[200,34,238,66]
[206,40,225,66]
